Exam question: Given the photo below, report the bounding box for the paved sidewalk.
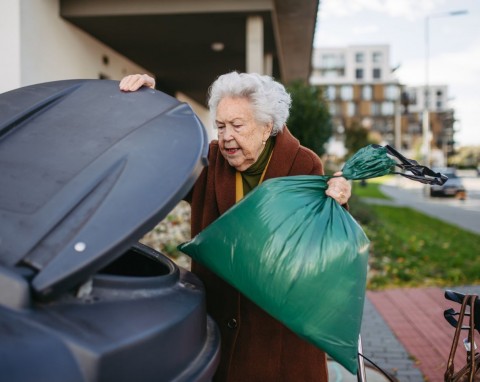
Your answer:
[355,180,480,381]
[328,295,423,381]
[360,295,424,381]
[380,180,480,235]
[361,286,480,382]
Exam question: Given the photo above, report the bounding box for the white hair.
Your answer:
[207,72,291,136]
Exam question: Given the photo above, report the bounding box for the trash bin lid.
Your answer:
[0,80,209,299]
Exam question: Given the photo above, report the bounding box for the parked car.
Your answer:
[427,167,467,199]
[0,80,220,382]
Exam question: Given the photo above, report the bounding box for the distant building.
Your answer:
[403,85,455,162]
[404,85,449,114]
[310,45,402,148]
[310,45,455,163]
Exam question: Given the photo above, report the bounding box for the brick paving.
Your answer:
[361,296,424,381]
[363,285,480,382]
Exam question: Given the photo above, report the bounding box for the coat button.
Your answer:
[227,318,238,329]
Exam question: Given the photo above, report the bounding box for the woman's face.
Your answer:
[216,97,272,172]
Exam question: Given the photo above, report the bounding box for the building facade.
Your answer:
[403,85,455,162]
[310,45,455,164]
[310,45,403,148]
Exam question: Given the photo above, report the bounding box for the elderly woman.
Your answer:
[120,72,351,381]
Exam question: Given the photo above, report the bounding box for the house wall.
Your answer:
[1,0,150,94]
[0,0,214,137]
[0,0,22,92]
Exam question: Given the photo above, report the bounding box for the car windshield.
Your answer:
[434,168,457,179]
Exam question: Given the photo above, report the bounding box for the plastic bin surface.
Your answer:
[0,80,219,381]
[0,79,208,299]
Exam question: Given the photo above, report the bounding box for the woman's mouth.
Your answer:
[225,148,239,155]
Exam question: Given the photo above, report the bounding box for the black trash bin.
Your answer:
[0,80,220,382]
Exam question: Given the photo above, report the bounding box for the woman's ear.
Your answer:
[263,122,273,141]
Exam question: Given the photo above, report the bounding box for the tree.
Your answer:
[286,80,332,156]
[344,121,378,159]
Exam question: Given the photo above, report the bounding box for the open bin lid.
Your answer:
[0,79,209,300]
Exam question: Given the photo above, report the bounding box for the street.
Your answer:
[379,170,480,235]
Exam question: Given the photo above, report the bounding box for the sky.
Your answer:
[314,0,480,147]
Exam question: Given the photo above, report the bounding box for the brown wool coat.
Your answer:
[188,128,328,382]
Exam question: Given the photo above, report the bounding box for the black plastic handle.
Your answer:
[444,290,480,333]
[382,145,448,185]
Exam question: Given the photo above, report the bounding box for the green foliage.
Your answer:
[365,205,480,289]
[344,121,373,159]
[352,178,392,200]
[349,179,395,226]
[348,193,379,226]
[348,179,480,289]
[286,81,332,156]
[449,145,480,168]
[140,201,192,269]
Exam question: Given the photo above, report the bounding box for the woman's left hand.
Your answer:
[326,172,351,205]
[119,74,155,91]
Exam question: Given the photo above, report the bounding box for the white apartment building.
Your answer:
[310,45,402,148]
[310,45,455,161]
[310,45,398,85]
[403,84,454,163]
[404,85,450,114]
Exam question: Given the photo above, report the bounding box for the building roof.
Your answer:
[61,0,319,105]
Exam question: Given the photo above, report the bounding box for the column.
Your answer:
[246,15,263,74]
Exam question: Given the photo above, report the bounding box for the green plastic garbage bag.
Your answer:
[179,145,396,374]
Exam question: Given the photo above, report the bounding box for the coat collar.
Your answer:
[214,127,300,215]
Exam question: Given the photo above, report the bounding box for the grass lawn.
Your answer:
[351,176,393,200]
[350,179,480,290]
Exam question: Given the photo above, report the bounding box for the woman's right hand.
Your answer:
[119,74,155,91]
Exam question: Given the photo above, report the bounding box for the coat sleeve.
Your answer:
[290,145,324,176]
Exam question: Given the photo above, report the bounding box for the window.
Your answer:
[362,85,372,101]
[425,88,430,106]
[321,54,335,68]
[371,102,381,116]
[355,68,364,80]
[325,85,336,101]
[384,85,399,100]
[346,102,357,117]
[372,51,382,63]
[329,102,339,116]
[355,52,364,63]
[322,53,345,68]
[322,68,345,78]
[373,68,381,80]
[340,85,353,101]
[406,89,417,106]
[381,102,395,116]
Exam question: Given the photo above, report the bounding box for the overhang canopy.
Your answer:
[60,0,318,105]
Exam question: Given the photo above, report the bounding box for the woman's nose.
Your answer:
[223,125,234,140]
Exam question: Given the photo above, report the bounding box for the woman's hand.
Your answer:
[119,74,155,91]
[326,172,351,205]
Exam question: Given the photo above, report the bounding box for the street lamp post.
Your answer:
[423,9,468,167]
